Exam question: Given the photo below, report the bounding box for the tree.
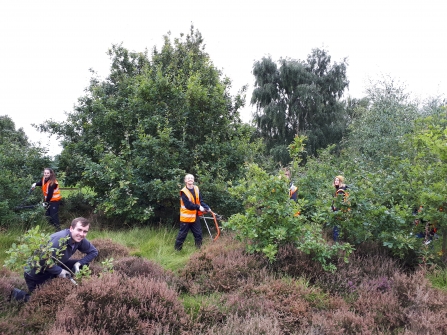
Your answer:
[225,163,352,270]
[0,116,51,227]
[251,49,349,163]
[342,77,419,167]
[38,27,258,224]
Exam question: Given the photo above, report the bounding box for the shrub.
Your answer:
[314,249,401,296]
[199,313,282,335]
[272,243,325,281]
[49,272,189,334]
[3,278,76,335]
[113,256,177,286]
[353,278,403,331]
[58,192,94,224]
[179,235,267,294]
[90,237,130,262]
[309,307,377,335]
[0,268,27,330]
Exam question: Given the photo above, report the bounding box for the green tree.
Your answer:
[342,77,419,167]
[225,162,352,271]
[0,116,51,227]
[38,27,258,224]
[251,49,349,163]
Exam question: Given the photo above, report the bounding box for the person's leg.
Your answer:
[47,201,61,230]
[24,272,52,294]
[174,222,190,250]
[190,218,203,248]
[10,288,30,302]
[333,225,339,242]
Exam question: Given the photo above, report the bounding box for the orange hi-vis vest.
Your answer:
[42,178,62,202]
[180,186,200,223]
[289,184,298,198]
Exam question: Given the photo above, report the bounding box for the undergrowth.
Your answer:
[1,229,447,334]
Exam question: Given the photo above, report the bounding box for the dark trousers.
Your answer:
[175,218,202,250]
[45,201,60,229]
[24,259,79,293]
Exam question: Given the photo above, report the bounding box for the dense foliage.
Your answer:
[225,162,353,270]
[0,116,51,227]
[251,49,349,163]
[38,27,259,224]
[296,80,447,265]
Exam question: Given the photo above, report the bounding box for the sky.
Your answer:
[1,0,446,157]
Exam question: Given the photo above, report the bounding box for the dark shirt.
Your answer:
[180,187,210,219]
[26,228,98,277]
[36,178,57,202]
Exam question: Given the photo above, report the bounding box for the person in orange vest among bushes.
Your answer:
[31,168,62,230]
[331,175,348,242]
[284,168,298,202]
[175,174,211,251]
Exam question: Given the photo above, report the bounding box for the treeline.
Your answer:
[1,26,447,266]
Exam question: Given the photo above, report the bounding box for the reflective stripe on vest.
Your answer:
[42,178,62,202]
[180,186,200,223]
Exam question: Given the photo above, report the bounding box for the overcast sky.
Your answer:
[1,0,446,156]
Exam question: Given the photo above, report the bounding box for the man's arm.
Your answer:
[198,191,210,211]
[181,192,200,210]
[45,231,69,275]
[76,239,98,265]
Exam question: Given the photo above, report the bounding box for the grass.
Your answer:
[427,267,447,291]
[81,225,216,273]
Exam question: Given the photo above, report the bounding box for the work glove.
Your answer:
[73,262,81,274]
[42,202,49,208]
[199,206,205,212]
[31,183,36,190]
[58,269,70,278]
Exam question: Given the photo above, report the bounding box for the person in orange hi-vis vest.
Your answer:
[284,168,298,202]
[175,174,211,251]
[31,168,62,230]
[331,175,348,242]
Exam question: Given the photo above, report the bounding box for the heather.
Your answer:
[1,232,447,335]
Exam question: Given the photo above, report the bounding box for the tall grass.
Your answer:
[88,226,210,272]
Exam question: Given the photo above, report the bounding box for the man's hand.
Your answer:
[73,262,81,274]
[58,269,70,278]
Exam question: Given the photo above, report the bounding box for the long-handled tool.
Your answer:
[200,211,221,241]
[14,187,39,211]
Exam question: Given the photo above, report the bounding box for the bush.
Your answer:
[179,235,268,294]
[272,243,326,281]
[58,192,94,224]
[49,272,189,334]
[314,247,401,296]
[199,313,282,335]
[1,278,76,335]
[89,237,130,262]
[113,256,177,287]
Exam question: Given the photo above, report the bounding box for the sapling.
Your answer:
[4,225,73,276]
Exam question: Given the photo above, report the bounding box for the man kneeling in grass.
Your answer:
[11,217,98,301]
